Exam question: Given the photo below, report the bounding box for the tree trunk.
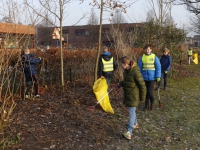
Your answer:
[59,0,64,90]
[94,0,104,82]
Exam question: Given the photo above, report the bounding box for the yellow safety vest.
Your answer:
[188,50,193,56]
[142,54,155,70]
[102,57,114,72]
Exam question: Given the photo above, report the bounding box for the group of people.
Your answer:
[22,45,172,140]
[98,44,172,140]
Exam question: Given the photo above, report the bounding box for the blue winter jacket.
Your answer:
[21,53,41,76]
[160,54,172,72]
[138,53,161,81]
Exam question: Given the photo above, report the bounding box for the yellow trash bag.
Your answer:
[193,53,198,64]
[93,78,114,114]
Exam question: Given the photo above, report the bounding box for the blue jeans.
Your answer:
[127,107,137,134]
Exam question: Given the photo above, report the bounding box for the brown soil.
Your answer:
[2,62,198,150]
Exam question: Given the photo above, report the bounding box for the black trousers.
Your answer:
[158,72,168,88]
[25,74,39,95]
[144,80,155,107]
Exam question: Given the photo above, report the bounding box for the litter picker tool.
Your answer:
[88,88,113,113]
[158,89,162,108]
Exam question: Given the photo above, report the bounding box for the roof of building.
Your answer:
[0,22,35,35]
[193,35,200,40]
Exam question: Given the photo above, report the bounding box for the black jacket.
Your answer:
[98,52,118,78]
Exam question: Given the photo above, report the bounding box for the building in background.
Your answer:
[192,35,200,47]
[0,22,35,49]
[36,23,143,49]
[184,35,200,48]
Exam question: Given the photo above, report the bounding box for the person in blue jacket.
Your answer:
[156,48,172,90]
[138,44,161,110]
[21,48,41,99]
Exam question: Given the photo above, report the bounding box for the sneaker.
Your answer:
[123,131,131,140]
[35,94,40,98]
[134,124,139,129]
[25,95,29,99]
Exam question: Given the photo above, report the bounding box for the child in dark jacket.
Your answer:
[118,56,146,140]
[157,48,172,90]
[98,46,118,85]
[21,48,41,98]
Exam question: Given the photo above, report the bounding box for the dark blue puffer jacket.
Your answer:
[160,54,172,72]
[21,53,41,76]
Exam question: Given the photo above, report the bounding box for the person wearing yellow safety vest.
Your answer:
[98,46,118,85]
[188,47,193,65]
[138,44,161,111]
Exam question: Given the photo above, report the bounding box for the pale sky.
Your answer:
[65,0,193,35]
[0,0,193,35]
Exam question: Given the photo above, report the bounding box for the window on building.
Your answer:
[128,27,134,33]
[85,30,90,35]
[102,28,110,35]
[62,30,69,35]
[75,29,85,36]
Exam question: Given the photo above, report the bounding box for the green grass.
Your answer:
[4,62,200,150]
[133,65,200,149]
[104,63,200,150]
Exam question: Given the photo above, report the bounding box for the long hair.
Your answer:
[120,56,135,68]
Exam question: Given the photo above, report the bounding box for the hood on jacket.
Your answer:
[100,52,113,61]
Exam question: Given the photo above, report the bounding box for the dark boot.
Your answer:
[150,103,154,110]
[143,101,149,111]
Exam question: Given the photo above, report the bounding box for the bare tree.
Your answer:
[36,14,54,46]
[164,12,174,26]
[0,0,32,24]
[24,0,72,90]
[146,0,173,25]
[146,9,157,22]
[177,0,200,15]
[112,9,127,24]
[87,9,99,48]
[1,16,13,23]
[0,0,38,134]
[188,14,200,34]
[88,8,99,25]
[87,0,138,81]
[175,1,200,34]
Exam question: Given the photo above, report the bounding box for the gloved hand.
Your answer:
[101,76,105,79]
[156,78,160,82]
[164,70,168,74]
